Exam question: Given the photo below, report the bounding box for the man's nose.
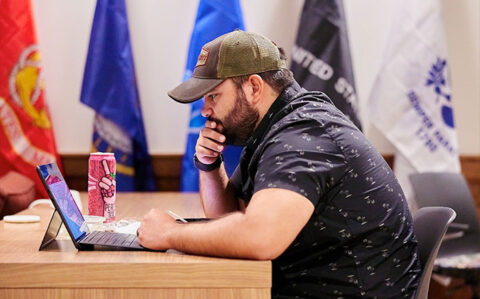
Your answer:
[201,103,212,118]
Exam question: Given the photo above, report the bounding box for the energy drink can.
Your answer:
[87,152,116,222]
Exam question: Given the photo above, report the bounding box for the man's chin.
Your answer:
[224,135,241,146]
[225,138,247,147]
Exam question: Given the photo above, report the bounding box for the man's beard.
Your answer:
[210,87,259,146]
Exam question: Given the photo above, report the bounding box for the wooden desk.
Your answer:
[0,192,271,298]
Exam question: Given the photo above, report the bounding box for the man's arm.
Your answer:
[196,120,238,217]
[138,188,314,260]
[198,165,239,217]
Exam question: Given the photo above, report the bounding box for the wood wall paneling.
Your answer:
[61,154,479,202]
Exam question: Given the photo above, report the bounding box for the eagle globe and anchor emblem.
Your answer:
[0,44,56,166]
[9,44,51,129]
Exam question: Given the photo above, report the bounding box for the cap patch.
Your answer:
[196,48,209,67]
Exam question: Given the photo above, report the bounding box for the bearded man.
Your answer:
[138,30,421,299]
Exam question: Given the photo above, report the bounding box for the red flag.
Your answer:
[0,0,62,198]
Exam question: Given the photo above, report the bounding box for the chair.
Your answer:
[410,172,480,257]
[410,172,480,298]
[0,171,36,219]
[413,207,456,299]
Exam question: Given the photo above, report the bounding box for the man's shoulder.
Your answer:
[271,92,353,137]
[290,89,334,107]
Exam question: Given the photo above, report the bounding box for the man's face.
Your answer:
[202,79,259,146]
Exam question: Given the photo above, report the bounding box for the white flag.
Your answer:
[368,0,460,209]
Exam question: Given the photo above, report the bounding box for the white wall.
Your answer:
[31,0,480,155]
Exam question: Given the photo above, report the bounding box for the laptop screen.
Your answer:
[37,163,86,240]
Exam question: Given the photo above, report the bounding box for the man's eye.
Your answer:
[207,94,217,101]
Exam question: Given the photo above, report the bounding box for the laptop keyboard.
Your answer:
[81,231,141,248]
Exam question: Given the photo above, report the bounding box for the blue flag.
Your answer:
[80,0,155,191]
[181,0,245,191]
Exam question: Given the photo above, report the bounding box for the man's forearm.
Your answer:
[165,211,275,260]
[199,164,238,217]
[138,189,313,259]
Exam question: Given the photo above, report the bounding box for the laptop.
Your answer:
[36,162,145,251]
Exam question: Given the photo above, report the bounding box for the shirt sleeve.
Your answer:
[253,120,347,206]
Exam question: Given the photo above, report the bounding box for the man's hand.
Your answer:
[195,120,226,164]
[137,209,177,250]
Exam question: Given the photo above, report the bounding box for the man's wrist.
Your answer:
[193,153,223,172]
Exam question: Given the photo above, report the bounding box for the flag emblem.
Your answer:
[9,45,51,129]
[425,57,454,128]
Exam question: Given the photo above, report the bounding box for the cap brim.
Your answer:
[168,77,224,103]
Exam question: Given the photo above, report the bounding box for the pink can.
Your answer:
[87,152,116,222]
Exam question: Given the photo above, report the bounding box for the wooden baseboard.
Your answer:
[61,154,480,203]
[459,155,480,204]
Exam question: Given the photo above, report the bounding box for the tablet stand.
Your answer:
[39,209,62,251]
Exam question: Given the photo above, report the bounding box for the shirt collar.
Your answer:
[245,81,303,150]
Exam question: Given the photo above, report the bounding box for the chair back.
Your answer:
[410,172,479,232]
[413,207,456,299]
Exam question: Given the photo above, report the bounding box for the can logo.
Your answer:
[88,153,116,222]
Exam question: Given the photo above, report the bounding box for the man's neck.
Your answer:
[255,87,281,129]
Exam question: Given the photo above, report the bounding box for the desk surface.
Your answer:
[0,192,271,298]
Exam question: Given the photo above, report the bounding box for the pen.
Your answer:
[167,210,188,223]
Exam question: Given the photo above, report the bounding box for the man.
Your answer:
[138,30,421,298]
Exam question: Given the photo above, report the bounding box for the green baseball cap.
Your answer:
[168,30,287,103]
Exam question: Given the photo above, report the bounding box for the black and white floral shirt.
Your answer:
[231,81,421,299]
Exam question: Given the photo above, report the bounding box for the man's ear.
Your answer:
[245,74,263,105]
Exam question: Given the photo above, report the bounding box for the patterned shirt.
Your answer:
[230,81,421,298]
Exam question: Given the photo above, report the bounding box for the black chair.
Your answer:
[410,172,480,257]
[413,207,456,299]
[410,172,480,298]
